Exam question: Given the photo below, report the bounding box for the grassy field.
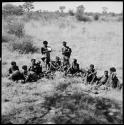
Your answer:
[2,15,123,124]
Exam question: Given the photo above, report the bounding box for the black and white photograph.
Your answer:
[2,1,123,124]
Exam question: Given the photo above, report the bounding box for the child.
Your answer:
[21,65,37,83]
[86,64,97,84]
[97,70,109,87]
[67,59,80,75]
[28,59,37,73]
[9,61,19,74]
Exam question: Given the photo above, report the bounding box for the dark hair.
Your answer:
[37,61,41,64]
[43,41,48,45]
[110,67,116,72]
[11,61,16,65]
[104,70,108,73]
[63,41,67,44]
[90,64,94,68]
[56,56,60,60]
[31,59,36,62]
[73,58,77,62]
[22,65,27,70]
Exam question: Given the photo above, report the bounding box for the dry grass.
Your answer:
[2,15,123,124]
[2,77,123,124]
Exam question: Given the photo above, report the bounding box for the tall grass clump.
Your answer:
[2,33,16,43]
[8,36,38,54]
[7,21,25,38]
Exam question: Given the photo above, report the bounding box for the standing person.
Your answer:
[62,41,72,66]
[41,41,52,70]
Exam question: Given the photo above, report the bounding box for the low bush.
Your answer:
[2,33,17,43]
[94,14,99,21]
[68,10,75,16]
[76,14,92,22]
[116,16,123,22]
[7,21,25,38]
[8,36,38,54]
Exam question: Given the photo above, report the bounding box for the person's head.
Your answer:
[90,64,94,70]
[22,65,27,71]
[37,60,41,65]
[11,61,16,66]
[110,67,116,74]
[104,70,108,76]
[31,59,36,65]
[43,41,48,47]
[63,41,67,47]
[56,56,60,61]
[73,59,77,63]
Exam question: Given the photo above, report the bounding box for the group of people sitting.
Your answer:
[7,41,121,89]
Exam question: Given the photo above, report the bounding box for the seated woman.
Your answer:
[49,56,62,72]
[21,65,38,83]
[86,64,97,84]
[106,67,120,89]
[96,70,109,87]
[68,59,80,75]
[8,61,22,81]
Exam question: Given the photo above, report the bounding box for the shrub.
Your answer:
[8,36,38,54]
[94,14,99,21]
[116,16,123,22]
[76,14,92,22]
[7,21,25,38]
[68,10,75,16]
[2,33,17,43]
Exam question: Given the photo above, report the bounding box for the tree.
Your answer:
[22,2,34,12]
[2,4,24,16]
[59,6,66,13]
[102,7,108,14]
[75,5,86,21]
[76,5,85,14]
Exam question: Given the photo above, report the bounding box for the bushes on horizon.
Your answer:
[116,16,123,22]
[68,10,75,16]
[8,36,38,54]
[76,14,92,22]
[94,14,99,21]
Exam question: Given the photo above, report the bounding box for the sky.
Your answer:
[2,2,123,13]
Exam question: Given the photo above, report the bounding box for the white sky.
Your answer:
[2,2,123,13]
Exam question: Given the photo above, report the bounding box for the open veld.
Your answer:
[2,13,123,124]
